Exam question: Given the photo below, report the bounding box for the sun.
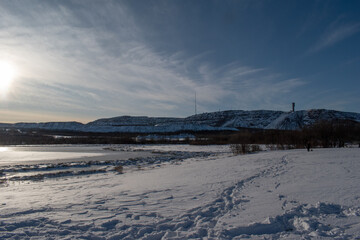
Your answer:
[0,60,16,96]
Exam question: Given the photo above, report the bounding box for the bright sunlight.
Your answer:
[0,60,17,96]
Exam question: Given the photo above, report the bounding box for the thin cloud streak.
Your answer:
[0,1,308,121]
[308,22,360,54]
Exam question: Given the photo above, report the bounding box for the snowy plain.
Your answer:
[0,144,360,239]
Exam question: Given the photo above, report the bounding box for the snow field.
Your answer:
[0,145,359,239]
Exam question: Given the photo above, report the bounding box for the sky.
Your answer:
[0,0,359,123]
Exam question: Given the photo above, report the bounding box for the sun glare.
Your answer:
[0,60,17,96]
[0,147,9,152]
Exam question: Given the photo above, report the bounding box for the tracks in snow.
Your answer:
[2,150,359,239]
[112,153,291,239]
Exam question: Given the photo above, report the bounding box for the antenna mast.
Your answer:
[195,91,197,115]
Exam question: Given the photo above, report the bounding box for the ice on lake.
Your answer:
[0,145,154,166]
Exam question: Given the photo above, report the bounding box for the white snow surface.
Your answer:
[7,109,360,133]
[1,145,360,239]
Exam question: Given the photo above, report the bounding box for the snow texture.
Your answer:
[1,145,360,239]
[4,109,360,133]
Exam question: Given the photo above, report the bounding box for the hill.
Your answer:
[2,109,360,133]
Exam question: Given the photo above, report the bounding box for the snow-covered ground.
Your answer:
[1,145,359,239]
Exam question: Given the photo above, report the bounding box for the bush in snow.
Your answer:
[114,165,123,174]
[230,144,261,155]
[250,144,261,152]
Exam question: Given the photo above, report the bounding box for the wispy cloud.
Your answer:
[191,61,306,112]
[308,22,360,54]
[300,87,360,112]
[0,1,306,121]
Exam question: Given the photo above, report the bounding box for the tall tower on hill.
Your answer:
[195,92,197,115]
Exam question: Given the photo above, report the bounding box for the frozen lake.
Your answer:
[0,145,155,166]
[0,144,217,183]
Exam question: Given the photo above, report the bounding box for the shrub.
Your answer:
[266,144,277,151]
[0,178,6,185]
[250,144,261,152]
[230,144,261,155]
[114,165,123,174]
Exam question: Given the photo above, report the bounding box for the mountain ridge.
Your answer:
[2,109,360,133]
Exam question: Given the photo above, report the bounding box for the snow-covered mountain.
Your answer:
[13,122,84,131]
[88,116,182,127]
[185,109,360,130]
[2,109,360,133]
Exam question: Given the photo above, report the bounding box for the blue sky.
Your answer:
[0,0,359,123]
